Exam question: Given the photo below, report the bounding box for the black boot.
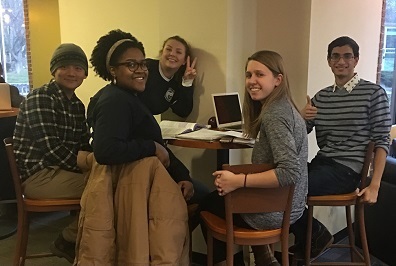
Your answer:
[292,223,334,260]
[251,245,280,266]
[49,233,76,263]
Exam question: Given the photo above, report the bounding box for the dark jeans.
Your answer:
[308,156,361,196]
[198,190,253,263]
[187,179,211,231]
[290,156,361,243]
[189,178,211,205]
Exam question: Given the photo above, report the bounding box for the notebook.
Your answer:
[0,83,12,110]
[211,92,243,131]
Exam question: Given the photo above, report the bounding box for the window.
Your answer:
[383,26,396,63]
[379,0,396,123]
[0,0,30,96]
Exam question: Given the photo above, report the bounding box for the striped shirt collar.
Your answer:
[332,73,360,93]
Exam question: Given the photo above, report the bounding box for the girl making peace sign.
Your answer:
[138,36,197,118]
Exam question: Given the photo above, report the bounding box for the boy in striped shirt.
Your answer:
[291,36,391,259]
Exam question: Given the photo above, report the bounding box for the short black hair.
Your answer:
[327,36,359,59]
[90,29,145,81]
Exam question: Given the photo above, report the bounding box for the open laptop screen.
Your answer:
[0,83,11,111]
[212,92,243,129]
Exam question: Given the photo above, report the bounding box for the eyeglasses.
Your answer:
[329,53,355,62]
[114,60,148,71]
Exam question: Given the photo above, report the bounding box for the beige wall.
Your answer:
[256,0,312,110]
[58,0,161,106]
[27,0,61,88]
[158,0,229,125]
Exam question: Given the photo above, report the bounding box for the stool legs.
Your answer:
[207,231,214,266]
[14,210,28,266]
[304,203,371,266]
[356,204,371,266]
[346,206,355,261]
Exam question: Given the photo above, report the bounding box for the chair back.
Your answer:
[360,141,375,189]
[222,163,295,246]
[3,137,24,208]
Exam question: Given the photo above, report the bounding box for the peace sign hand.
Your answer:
[183,56,197,81]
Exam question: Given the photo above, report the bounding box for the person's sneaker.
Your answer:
[288,243,307,262]
[291,224,334,260]
[311,224,333,258]
[49,234,75,263]
[288,242,303,255]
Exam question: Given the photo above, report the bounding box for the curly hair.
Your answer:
[90,29,145,81]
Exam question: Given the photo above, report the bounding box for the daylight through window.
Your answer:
[0,0,29,96]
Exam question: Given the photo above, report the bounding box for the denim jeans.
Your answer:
[290,156,361,244]
[308,155,361,196]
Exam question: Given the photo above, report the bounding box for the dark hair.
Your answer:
[327,36,359,59]
[90,29,145,81]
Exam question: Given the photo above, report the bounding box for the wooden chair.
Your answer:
[3,137,81,266]
[200,163,295,266]
[304,142,375,266]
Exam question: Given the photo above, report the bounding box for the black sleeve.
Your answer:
[93,91,156,165]
[169,81,194,118]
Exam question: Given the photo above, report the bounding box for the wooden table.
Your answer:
[166,138,251,170]
[0,108,19,118]
[0,108,19,239]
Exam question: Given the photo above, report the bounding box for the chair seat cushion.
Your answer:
[24,198,80,209]
[200,211,281,240]
[307,191,357,206]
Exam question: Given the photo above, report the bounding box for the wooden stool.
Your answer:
[304,142,374,266]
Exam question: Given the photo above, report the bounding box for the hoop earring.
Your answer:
[113,76,117,85]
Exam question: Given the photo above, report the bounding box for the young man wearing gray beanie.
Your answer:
[13,43,92,263]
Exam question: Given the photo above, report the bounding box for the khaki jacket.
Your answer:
[74,153,189,266]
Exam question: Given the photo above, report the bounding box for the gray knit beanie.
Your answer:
[50,43,88,76]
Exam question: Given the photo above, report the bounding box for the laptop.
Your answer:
[0,83,12,110]
[211,92,243,131]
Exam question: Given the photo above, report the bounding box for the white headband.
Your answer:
[105,39,134,73]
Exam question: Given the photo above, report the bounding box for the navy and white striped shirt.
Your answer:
[307,76,391,174]
[13,80,92,180]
